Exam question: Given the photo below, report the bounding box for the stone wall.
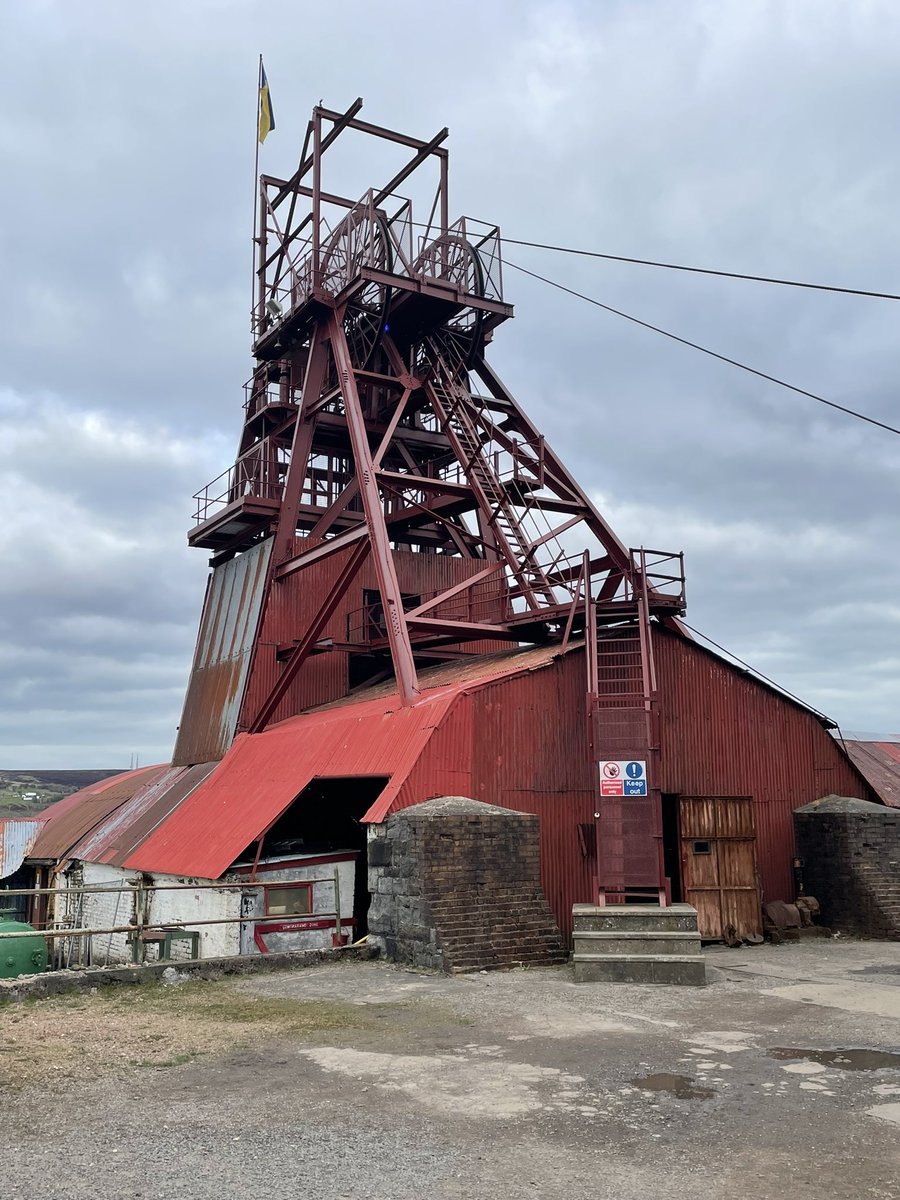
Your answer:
[794,795,900,938]
[367,796,566,972]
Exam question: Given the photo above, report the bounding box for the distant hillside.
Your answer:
[0,770,123,818]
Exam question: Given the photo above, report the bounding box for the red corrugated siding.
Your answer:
[388,658,595,937]
[385,633,877,931]
[238,541,509,729]
[652,628,877,902]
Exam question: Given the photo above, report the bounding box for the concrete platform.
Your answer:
[572,903,706,985]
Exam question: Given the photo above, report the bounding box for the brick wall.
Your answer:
[794,795,900,938]
[367,796,566,972]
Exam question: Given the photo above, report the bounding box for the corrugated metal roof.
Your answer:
[125,691,459,878]
[124,642,571,879]
[0,818,44,879]
[843,741,900,808]
[172,538,272,766]
[27,765,167,862]
[67,762,219,867]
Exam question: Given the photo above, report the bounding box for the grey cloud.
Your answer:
[0,0,897,765]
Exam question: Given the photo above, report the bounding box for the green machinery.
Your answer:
[0,907,48,978]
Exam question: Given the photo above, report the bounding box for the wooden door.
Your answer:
[679,796,762,940]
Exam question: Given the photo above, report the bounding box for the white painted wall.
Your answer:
[55,853,357,965]
[227,856,356,955]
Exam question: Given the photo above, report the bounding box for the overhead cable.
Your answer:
[682,621,834,726]
[505,259,900,438]
[501,236,900,302]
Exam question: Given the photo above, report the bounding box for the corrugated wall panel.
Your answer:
[652,627,877,904]
[239,541,509,730]
[0,818,44,880]
[390,659,596,939]
[384,632,878,935]
[173,539,272,765]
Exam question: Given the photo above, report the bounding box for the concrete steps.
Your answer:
[572,903,706,986]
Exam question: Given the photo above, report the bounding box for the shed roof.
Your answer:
[28,627,876,879]
[795,794,891,815]
[124,643,571,879]
[28,766,167,862]
[842,741,900,809]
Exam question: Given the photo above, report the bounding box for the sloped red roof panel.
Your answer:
[123,691,459,878]
[28,765,168,861]
[844,741,900,808]
[67,762,219,867]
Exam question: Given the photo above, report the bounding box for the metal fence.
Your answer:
[0,871,346,969]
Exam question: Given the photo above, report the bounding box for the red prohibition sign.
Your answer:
[602,762,620,779]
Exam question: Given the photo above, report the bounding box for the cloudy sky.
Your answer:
[1,0,898,767]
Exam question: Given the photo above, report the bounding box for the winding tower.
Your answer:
[178,101,687,904]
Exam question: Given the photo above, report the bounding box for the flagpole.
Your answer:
[251,53,262,337]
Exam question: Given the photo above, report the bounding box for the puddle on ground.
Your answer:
[768,1047,900,1071]
[630,1072,715,1100]
[851,964,900,978]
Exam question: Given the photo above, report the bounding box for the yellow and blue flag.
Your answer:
[258,61,275,144]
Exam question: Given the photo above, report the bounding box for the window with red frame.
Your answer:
[264,883,312,917]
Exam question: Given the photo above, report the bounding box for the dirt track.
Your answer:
[3,941,900,1199]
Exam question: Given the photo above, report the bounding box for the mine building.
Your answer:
[16,102,892,969]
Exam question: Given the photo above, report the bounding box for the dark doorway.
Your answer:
[661,794,683,903]
[249,776,389,937]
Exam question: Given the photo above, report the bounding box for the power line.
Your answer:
[501,236,900,302]
[505,259,900,438]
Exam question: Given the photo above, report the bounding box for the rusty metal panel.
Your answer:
[125,644,575,881]
[0,818,43,880]
[843,741,900,808]
[173,538,273,766]
[27,766,167,863]
[653,626,877,904]
[67,762,219,867]
[411,655,594,939]
[238,541,510,730]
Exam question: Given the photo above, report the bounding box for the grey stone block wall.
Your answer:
[794,795,900,938]
[367,796,566,972]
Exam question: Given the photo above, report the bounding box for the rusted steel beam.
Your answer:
[270,98,364,208]
[275,525,369,579]
[474,355,634,574]
[317,107,449,153]
[357,267,513,317]
[272,330,330,564]
[375,469,473,498]
[250,539,371,733]
[403,563,505,618]
[405,616,513,640]
[330,313,420,705]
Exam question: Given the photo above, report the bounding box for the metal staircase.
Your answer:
[423,336,557,610]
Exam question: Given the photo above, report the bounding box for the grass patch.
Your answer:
[98,980,380,1035]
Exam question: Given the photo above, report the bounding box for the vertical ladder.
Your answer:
[587,556,667,905]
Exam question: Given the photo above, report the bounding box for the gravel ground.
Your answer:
[3,940,900,1199]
